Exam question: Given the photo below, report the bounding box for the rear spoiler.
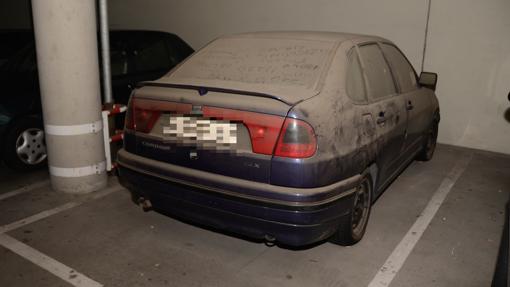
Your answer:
[136,81,294,106]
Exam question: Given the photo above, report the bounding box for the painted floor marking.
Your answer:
[368,154,472,287]
[0,201,81,234]
[0,180,50,201]
[0,184,122,234]
[0,233,103,287]
[0,183,123,287]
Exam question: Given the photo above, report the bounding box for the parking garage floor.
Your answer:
[0,144,508,287]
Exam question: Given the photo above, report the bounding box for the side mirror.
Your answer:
[419,72,438,91]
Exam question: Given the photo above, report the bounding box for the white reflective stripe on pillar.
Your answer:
[45,120,103,136]
[49,161,106,178]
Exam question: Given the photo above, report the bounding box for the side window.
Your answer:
[381,44,418,93]
[132,35,171,73]
[165,35,193,68]
[109,37,130,77]
[346,48,366,103]
[358,44,396,100]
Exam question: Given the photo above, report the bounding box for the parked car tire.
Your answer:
[417,120,438,161]
[330,175,372,246]
[3,117,47,170]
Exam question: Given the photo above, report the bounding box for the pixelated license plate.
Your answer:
[162,116,237,146]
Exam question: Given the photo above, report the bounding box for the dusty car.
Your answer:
[117,32,440,247]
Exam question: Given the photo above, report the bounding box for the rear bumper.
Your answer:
[117,149,360,246]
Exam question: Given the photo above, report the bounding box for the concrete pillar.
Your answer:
[32,0,107,193]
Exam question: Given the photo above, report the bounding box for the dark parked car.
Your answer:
[0,30,193,170]
[117,32,440,247]
[0,30,33,68]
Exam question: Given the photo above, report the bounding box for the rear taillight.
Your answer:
[126,98,192,133]
[274,118,317,158]
[203,107,285,155]
[125,99,316,158]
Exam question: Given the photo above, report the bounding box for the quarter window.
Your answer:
[358,44,396,100]
[381,44,418,93]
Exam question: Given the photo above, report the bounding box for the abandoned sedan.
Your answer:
[117,32,440,247]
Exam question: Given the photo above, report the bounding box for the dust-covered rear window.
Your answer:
[167,37,336,91]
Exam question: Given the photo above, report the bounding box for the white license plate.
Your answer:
[162,116,237,145]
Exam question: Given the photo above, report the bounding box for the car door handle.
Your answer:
[406,101,414,111]
[376,112,386,125]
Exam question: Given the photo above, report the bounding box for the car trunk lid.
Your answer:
[126,85,291,183]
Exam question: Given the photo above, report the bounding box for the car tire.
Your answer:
[417,120,438,162]
[330,175,372,246]
[3,117,47,171]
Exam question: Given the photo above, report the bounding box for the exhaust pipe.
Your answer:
[264,234,276,247]
[137,197,152,212]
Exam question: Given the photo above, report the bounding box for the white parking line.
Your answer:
[368,154,472,287]
[0,180,50,201]
[0,183,123,287]
[0,184,122,234]
[0,201,80,234]
[0,233,103,287]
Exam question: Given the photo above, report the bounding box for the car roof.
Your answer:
[223,31,388,44]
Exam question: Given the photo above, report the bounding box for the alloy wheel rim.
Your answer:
[16,128,47,165]
[352,180,370,236]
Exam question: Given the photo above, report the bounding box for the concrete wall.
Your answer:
[107,0,510,154]
[108,0,429,72]
[2,0,510,154]
[424,0,510,154]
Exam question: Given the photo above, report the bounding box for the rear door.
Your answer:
[357,43,408,184]
[380,43,430,154]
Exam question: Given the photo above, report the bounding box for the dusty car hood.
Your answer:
[155,36,338,105]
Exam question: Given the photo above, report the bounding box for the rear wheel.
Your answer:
[417,120,438,161]
[3,117,47,170]
[330,175,372,246]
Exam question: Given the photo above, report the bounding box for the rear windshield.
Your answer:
[163,37,336,102]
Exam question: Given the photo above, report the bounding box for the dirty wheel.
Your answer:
[330,175,372,246]
[417,120,438,161]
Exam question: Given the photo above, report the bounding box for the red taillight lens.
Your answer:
[134,109,161,133]
[274,118,317,158]
[128,98,192,133]
[203,106,285,155]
